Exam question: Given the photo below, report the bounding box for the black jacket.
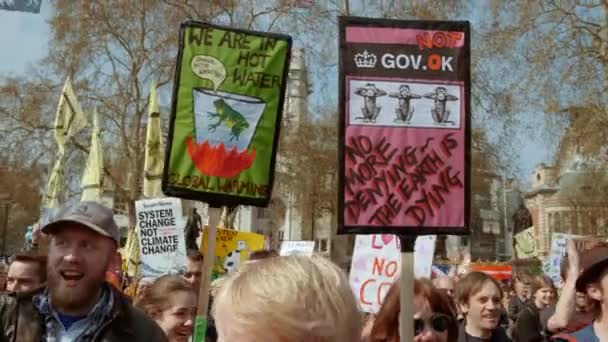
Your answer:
[509,296,528,323]
[513,303,548,342]
[458,322,511,342]
[0,286,168,342]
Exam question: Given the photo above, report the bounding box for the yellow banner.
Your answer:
[200,227,265,279]
[54,77,87,153]
[142,82,165,198]
[42,155,63,208]
[81,108,103,201]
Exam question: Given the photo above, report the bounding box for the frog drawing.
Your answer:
[207,99,250,141]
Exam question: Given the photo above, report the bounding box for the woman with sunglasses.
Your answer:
[369,279,458,342]
[455,272,511,342]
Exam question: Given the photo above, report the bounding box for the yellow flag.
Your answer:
[81,108,103,202]
[142,82,164,198]
[41,153,63,209]
[123,226,141,278]
[54,77,87,153]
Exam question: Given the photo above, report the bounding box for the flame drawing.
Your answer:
[186,136,256,178]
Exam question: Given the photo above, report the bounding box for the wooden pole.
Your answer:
[192,206,221,342]
[399,236,416,342]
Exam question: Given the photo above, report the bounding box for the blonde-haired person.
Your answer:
[135,275,197,342]
[213,255,362,342]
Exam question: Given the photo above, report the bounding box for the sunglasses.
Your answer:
[414,313,452,336]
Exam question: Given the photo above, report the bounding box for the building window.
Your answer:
[113,195,128,215]
[563,212,573,232]
[257,207,269,219]
[317,238,329,253]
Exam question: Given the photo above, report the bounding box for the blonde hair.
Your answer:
[213,255,361,342]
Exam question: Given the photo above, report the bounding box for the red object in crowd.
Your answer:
[106,252,123,290]
[106,271,122,290]
[186,136,256,178]
[471,264,512,280]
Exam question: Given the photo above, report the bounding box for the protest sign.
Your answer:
[135,198,187,278]
[515,226,537,258]
[544,233,576,285]
[414,235,437,278]
[544,233,606,285]
[349,234,437,313]
[200,227,265,279]
[163,21,292,207]
[279,240,315,256]
[337,17,471,235]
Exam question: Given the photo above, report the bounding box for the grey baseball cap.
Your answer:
[41,201,120,244]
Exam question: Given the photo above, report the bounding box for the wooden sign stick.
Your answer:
[399,236,416,342]
[193,206,221,342]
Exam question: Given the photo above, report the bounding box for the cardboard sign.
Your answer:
[544,233,575,285]
[349,234,436,313]
[337,17,471,235]
[163,21,292,207]
[544,233,607,285]
[135,198,187,278]
[279,240,315,256]
[414,235,437,278]
[515,226,537,258]
[200,227,265,279]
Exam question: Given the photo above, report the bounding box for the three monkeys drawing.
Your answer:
[354,83,459,125]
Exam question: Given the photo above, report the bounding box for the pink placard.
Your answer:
[346,26,465,48]
[338,17,470,235]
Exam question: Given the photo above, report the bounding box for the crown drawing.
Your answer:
[354,50,377,68]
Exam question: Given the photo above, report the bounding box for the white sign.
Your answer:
[349,234,437,313]
[279,241,315,256]
[545,233,579,286]
[414,235,437,279]
[135,198,187,278]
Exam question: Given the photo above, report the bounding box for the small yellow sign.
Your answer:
[200,227,265,279]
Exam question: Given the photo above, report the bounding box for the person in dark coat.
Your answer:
[0,201,167,342]
[512,275,555,342]
[456,272,511,342]
[508,272,532,325]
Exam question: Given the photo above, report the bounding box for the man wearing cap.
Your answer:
[552,242,608,341]
[0,201,168,342]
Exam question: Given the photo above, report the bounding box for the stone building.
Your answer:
[524,161,608,259]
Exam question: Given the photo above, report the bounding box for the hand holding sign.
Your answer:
[565,239,580,281]
[191,55,227,92]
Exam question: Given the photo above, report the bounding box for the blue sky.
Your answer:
[0,2,562,186]
[0,1,50,75]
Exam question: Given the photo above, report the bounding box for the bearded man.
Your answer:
[0,201,167,342]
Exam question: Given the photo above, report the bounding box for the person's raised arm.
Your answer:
[547,239,579,333]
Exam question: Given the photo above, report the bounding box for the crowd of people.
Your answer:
[1,201,607,341]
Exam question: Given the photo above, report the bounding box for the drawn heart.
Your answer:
[381,235,394,245]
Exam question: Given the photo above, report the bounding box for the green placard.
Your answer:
[163,21,292,207]
[192,316,207,342]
